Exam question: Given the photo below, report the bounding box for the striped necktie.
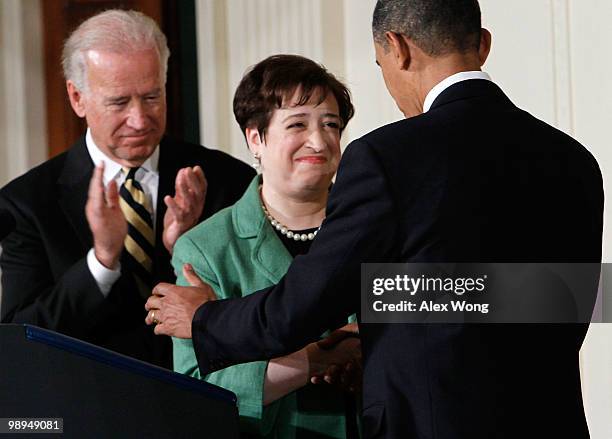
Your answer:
[119,167,155,298]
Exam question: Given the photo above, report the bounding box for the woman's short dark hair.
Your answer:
[233,54,354,139]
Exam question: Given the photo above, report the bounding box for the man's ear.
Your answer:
[245,127,264,156]
[478,28,492,66]
[66,81,86,118]
[385,31,411,70]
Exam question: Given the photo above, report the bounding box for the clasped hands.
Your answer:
[144,264,362,393]
[308,322,362,393]
[85,162,207,269]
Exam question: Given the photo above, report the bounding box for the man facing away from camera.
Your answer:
[0,10,254,368]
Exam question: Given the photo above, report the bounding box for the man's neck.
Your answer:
[403,55,484,117]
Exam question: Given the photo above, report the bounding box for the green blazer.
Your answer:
[172,175,351,438]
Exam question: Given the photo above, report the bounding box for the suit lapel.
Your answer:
[154,137,183,283]
[251,226,292,284]
[232,177,292,284]
[57,137,95,250]
[156,139,172,249]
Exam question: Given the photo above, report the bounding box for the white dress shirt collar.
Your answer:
[85,128,160,184]
[423,71,492,113]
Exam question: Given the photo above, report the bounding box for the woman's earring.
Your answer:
[252,152,261,170]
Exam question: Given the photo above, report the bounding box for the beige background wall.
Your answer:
[0,0,47,186]
[0,0,47,312]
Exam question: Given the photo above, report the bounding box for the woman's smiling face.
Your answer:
[248,88,342,198]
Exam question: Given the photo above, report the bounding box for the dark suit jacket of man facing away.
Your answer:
[191,80,604,438]
[0,136,255,368]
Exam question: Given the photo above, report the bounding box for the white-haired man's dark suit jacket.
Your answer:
[0,136,255,368]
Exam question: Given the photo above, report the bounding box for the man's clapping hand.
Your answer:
[162,166,207,253]
[85,163,127,269]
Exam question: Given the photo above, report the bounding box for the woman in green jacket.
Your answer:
[172,54,359,438]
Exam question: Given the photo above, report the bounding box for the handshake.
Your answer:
[307,322,362,393]
[145,264,362,394]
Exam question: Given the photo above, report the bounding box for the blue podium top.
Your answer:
[24,324,237,405]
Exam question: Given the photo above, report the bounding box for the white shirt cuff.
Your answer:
[87,248,121,297]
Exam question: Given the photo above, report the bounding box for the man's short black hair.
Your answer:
[372,0,482,56]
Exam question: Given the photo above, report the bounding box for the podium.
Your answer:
[0,324,239,438]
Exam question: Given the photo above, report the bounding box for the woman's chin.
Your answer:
[290,177,333,195]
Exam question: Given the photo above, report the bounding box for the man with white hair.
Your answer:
[0,10,254,368]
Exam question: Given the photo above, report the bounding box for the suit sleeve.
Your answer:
[193,140,398,374]
[0,193,113,338]
[171,234,282,436]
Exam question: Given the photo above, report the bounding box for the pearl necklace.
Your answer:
[259,188,321,241]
